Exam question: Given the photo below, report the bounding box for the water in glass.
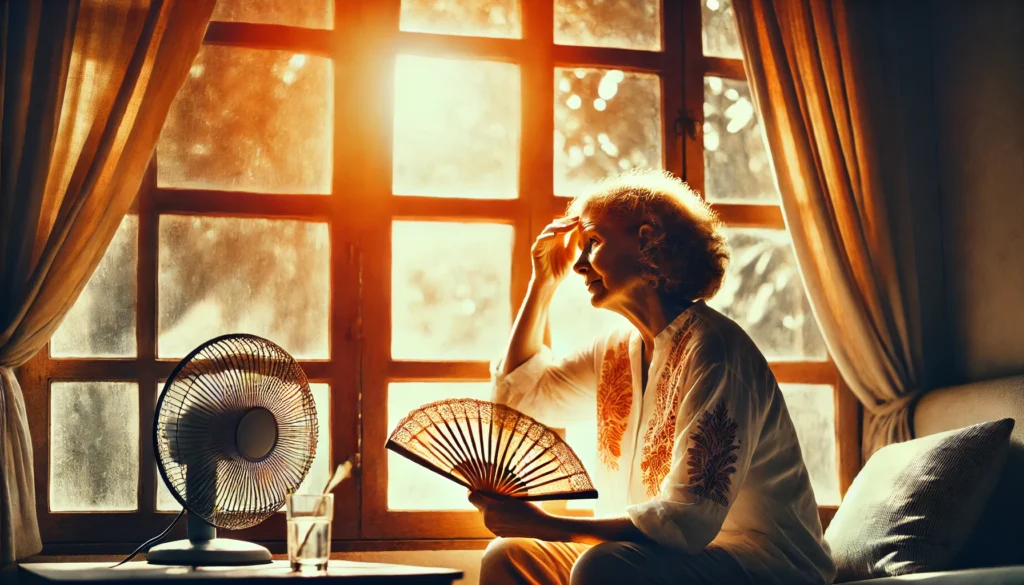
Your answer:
[288,517,331,571]
[286,493,333,573]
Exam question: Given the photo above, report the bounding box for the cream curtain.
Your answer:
[0,0,212,563]
[732,0,947,461]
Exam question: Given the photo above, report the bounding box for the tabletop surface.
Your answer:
[19,560,463,584]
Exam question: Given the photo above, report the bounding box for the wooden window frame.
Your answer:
[19,0,859,552]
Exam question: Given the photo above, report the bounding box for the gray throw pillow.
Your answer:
[824,418,1014,582]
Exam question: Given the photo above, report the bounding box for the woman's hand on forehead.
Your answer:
[530,216,581,286]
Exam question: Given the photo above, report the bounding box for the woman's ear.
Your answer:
[638,223,652,248]
[637,223,662,252]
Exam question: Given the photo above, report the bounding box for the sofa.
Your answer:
[839,374,1024,584]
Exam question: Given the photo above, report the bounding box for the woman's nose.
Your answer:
[573,253,588,275]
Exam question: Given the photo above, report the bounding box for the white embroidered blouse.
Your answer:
[493,301,836,585]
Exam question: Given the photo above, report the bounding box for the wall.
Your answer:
[933,0,1024,383]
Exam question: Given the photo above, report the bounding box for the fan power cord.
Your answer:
[111,507,186,568]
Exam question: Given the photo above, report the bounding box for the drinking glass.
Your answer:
[286,493,333,572]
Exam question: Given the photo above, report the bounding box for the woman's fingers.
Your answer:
[531,217,580,283]
[538,217,579,236]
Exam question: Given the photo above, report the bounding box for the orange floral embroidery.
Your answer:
[597,340,632,470]
[640,324,695,497]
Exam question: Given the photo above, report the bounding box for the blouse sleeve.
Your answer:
[491,340,600,428]
[626,359,764,554]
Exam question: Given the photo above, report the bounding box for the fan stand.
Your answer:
[147,512,272,566]
[149,409,277,566]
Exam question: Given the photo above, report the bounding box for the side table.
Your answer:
[19,560,463,584]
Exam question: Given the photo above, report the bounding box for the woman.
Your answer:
[470,170,835,585]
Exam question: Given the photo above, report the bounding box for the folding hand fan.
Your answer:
[385,398,597,501]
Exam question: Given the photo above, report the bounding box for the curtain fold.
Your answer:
[0,0,213,564]
[732,0,947,462]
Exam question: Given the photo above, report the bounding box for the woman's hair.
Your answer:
[566,169,730,301]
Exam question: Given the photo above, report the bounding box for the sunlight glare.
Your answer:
[704,127,720,151]
[392,55,520,198]
[597,73,618,100]
[568,146,584,167]
[593,98,606,111]
[725,98,754,133]
[708,75,723,93]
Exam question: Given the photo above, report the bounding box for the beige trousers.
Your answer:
[479,538,753,585]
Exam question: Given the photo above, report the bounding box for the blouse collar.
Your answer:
[652,300,703,352]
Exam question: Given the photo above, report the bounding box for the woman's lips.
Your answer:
[587,279,602,293]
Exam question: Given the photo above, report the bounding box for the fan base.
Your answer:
[147,538,273,566]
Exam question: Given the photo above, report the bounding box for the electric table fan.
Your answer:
[386,398,597,501]
[149,333,318,566]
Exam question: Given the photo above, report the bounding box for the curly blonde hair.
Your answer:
[566,169,730,301]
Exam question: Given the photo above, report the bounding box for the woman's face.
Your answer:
[572,207,645,309]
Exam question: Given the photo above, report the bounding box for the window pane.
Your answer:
[51,382,139,511]
[779,384,839,505]
[51,216,137,357]
[555,68,662,197]
[392,222,513,360]
[211,0,332,28]
[387,382,492,510]
[703,76,777,203]
[708,228,827,360]
[393,56,520,199]
[702,0,743,59]
[158,45,333,194]
[549,275,629,358]
[158,216,330,359]
[400,0,521,38]
[156,471,179,512]
[554,0,661,51]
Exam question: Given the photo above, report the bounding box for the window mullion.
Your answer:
[663,0,685,177]
[682,0,706,191]
[704,55,745,80]
[138,159,158,514]
[519,0,555,344]
[351,0,401,540]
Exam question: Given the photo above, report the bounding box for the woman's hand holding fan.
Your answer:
[468,491,573,541]
[384,398,598,501]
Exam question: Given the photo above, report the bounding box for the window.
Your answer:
[23,0,857,550]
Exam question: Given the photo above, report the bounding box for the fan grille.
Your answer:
[155,334,317,530]
[386,398,597,501]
